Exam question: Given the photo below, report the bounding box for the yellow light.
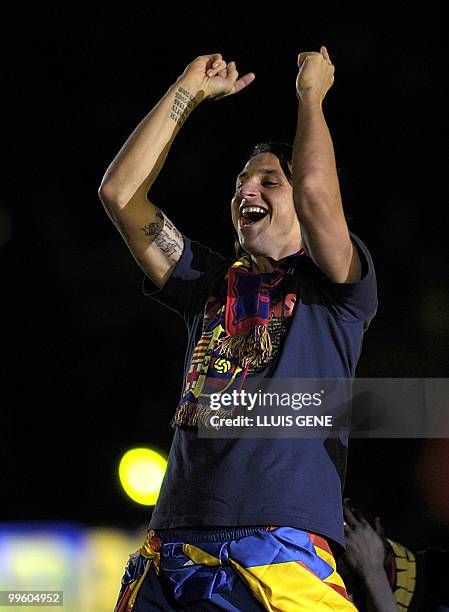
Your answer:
[119,448,167,506]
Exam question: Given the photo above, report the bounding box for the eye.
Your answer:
[235,181,278,189]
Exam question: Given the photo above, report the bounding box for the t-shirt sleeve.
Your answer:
[141,235,232,325]
[318,232,378,326]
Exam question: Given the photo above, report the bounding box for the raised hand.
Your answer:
[177,53,256,101]
[343,505,387,577]
[296,46,335,103]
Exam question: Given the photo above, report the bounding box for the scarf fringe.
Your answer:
[170,401,234,430]
[216,324,272,369]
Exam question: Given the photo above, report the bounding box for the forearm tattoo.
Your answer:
[141,209,182,261]
[170,86,196,127]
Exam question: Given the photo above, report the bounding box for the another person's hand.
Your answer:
[343,505,387,578]
[296,46,335,103]
[177,54,255,101]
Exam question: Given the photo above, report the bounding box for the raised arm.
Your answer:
[98,54,255,288]
[292,46,361,284]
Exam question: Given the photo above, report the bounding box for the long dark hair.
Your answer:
[234,141,293,258]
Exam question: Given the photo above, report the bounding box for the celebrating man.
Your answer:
[99,47,377,611]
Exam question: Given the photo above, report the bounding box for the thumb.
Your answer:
[321,46,332,63]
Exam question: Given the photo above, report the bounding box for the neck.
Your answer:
[249,249,300,273]
[248,238,302,273]
[247,235,303,274]
[250,255,275,273]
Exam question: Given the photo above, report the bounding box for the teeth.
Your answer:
[241,206,267,215]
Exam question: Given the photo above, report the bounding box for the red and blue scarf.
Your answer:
[172,250,303,429]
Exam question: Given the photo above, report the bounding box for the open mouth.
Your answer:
[239,205,270,228]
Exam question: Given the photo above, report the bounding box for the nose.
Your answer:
[239,181,260,199]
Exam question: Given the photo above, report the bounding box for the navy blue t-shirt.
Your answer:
[142,233,377,554]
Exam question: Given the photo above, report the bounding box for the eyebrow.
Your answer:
[236,169,283,182]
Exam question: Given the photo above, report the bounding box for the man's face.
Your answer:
[231,152,301,259]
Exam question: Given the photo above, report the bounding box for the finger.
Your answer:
[207,53,222,67]
[297,52,308,66]
[220,60,239,87]
[226,60,238,78]
[231,71,256,95]
[207,60,227,77]
[359,516,370,528]
[297,51,321,66]
[205,54,223,72]
[215,62,255,98]
[373,516,384,535]
[321,46,333,66]
[297,56,309,72]
[343,505,358,529]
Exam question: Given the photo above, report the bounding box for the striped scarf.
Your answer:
[172,250,303,429]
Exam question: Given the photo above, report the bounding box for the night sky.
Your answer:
[2,4,448,553]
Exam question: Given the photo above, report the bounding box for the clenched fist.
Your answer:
[177,54,256,101]
[296,46,335,103]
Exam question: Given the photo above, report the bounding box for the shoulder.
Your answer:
[142,234,233,320]
[298,232,378,324]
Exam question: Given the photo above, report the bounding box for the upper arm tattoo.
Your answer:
[141,208,183,262]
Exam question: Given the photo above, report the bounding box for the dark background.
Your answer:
[2,4,448,553]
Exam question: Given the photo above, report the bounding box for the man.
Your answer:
[99,48,377,610]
